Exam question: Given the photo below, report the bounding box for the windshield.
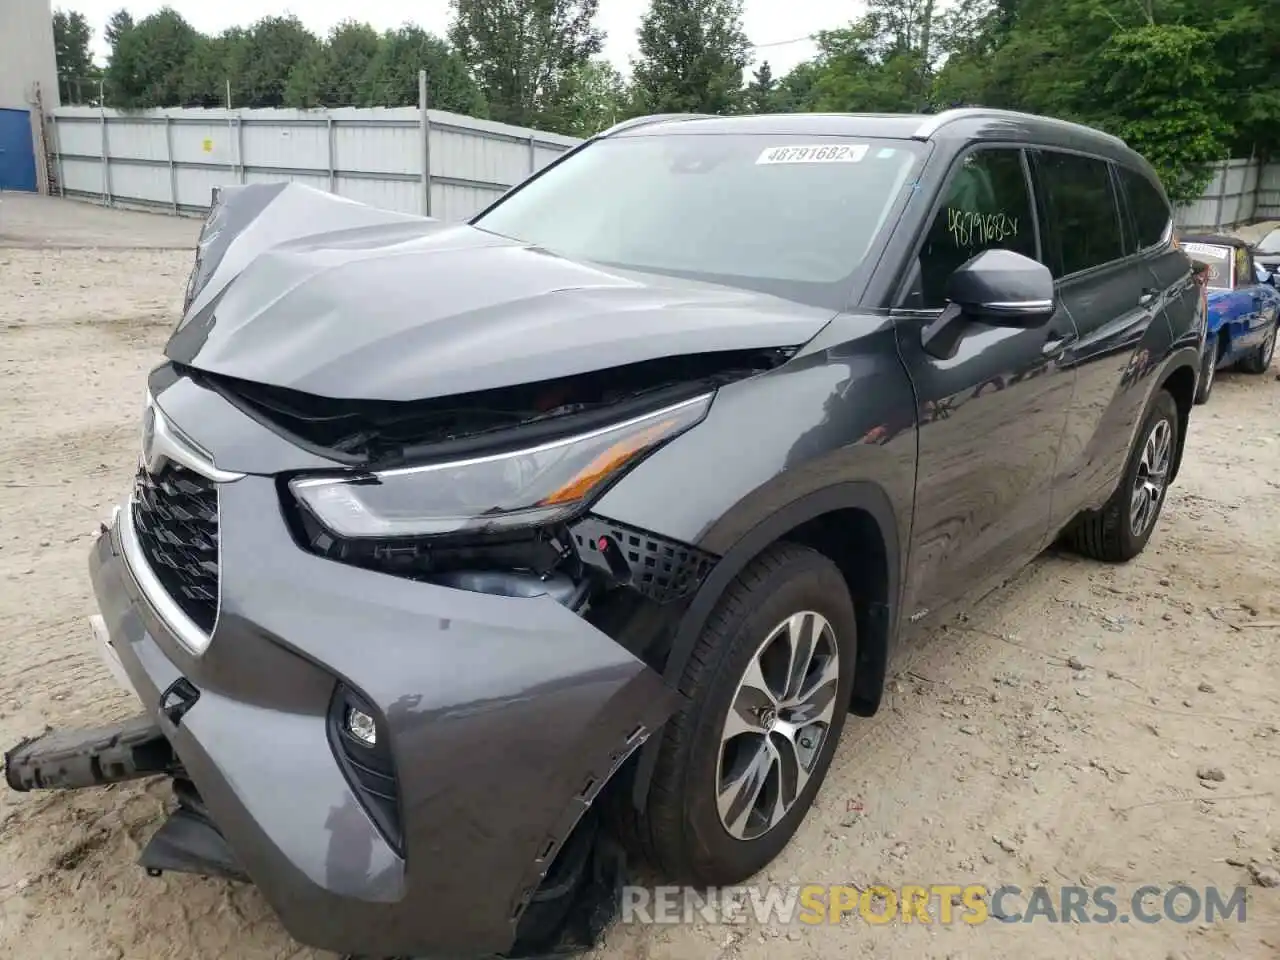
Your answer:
[1182,242,1233,291]
[1257,228,1280,255]
[472,133,924,309]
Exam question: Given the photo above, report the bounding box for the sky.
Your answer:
[72,0,857,75]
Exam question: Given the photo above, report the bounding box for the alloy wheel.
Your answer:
[715,611,840,841]
[1130,418,1172,538]
[1262,328,1276,369]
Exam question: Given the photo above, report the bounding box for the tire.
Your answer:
[1239,320,1277,374]
[632,543,857,885]
[1069,390,1179,563]
[1193,334,1218,404]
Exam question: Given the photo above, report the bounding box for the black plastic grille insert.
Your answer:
[131,464,220,634]
[571,515,716,603]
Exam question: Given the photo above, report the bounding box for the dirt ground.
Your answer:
[0,194,1278,959]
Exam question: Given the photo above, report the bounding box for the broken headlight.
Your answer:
[289,393,712,538]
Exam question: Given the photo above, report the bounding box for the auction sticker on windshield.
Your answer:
[757,144,869,165]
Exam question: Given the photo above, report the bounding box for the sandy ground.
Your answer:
[0,195,1278,959]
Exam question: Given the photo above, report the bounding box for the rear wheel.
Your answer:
[1069,390,1178,562]
[633,543,856,884]
[1194,334,1219,404]
[1239,320,1277,374]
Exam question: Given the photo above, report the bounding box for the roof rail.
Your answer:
[595,113,716,138]
[912,108,1128,149]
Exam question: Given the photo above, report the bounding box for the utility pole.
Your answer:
[419,69,433,217]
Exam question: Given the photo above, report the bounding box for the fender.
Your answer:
[629,481,902,811]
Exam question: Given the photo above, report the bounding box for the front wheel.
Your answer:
[1239,320,1277,374]
[1069,390,1179,563]
[633,543,857,885]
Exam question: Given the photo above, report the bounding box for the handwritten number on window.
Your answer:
[947,208,1019,248]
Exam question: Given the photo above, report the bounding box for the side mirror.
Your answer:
[922,249,1056,360]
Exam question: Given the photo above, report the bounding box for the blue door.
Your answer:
[0,108,38,192]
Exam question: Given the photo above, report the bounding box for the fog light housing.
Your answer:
[328,684,402,854]
[345,706,377,746]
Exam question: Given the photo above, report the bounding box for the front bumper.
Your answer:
[86,474,680,957]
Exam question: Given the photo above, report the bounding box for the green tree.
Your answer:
[744,60,777,113]
[179,29,246,107]
[360,26,488,114]
[53,10,97,98]
[104,9,133,49]
[804,0,939,113]
[937,0,1238,199]
[773,61,822,112]
[104,7,199,108]
[226,16,319,108]
[545,57,629,135]
[631,0,751,115]
[448,0,603,128]
[1097,24,1229,202]
[284,21,382,108]
[803,23,920,114]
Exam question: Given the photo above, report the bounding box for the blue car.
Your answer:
[1181,234,1280,403]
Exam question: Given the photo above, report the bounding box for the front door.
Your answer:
[894,146,1076,625]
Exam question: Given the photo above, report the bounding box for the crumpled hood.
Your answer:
[167,183,834,402]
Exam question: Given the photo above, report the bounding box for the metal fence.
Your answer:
[45,102,1280,233]
[47,98,582,222]
[1175,158,1280,231]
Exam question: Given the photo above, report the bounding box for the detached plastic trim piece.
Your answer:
[139,806,250,884]
[3,713,174,792]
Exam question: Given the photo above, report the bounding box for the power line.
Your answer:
[751,34,819,49]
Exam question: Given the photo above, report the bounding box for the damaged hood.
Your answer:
[168,183,834,401]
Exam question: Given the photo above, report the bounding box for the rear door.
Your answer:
[894,146,1076,624]
[1115,165,1202,353]
[1030,149,1164,526]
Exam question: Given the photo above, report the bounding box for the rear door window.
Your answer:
[1033,151,1126,277]
[1117,167,1172,252]
[914,148,1038,308]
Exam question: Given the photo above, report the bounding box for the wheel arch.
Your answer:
[1158,355,1197,483]
[628,481,901,812]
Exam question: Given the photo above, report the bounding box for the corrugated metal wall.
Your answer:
[48,105,1280,229]
[1174,159,1266,231]
[1257,162,1280,221]
[0,0,60,110]
[49,106,581,220]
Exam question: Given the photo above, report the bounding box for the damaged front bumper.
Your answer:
[8,492,682,958]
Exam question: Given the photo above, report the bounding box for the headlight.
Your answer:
[289,393,713,538]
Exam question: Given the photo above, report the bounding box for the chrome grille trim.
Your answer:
[120,489,218,656]
[118,395,244,658]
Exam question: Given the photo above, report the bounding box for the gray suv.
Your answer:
[6,108,1203,958]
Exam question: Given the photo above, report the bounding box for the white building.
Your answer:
[0,0,60,192]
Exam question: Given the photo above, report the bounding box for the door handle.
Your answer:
[1138,288,1159,307]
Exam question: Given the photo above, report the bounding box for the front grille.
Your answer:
[131,465,220,634]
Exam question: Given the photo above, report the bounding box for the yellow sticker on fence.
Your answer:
[202,139,213,153]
